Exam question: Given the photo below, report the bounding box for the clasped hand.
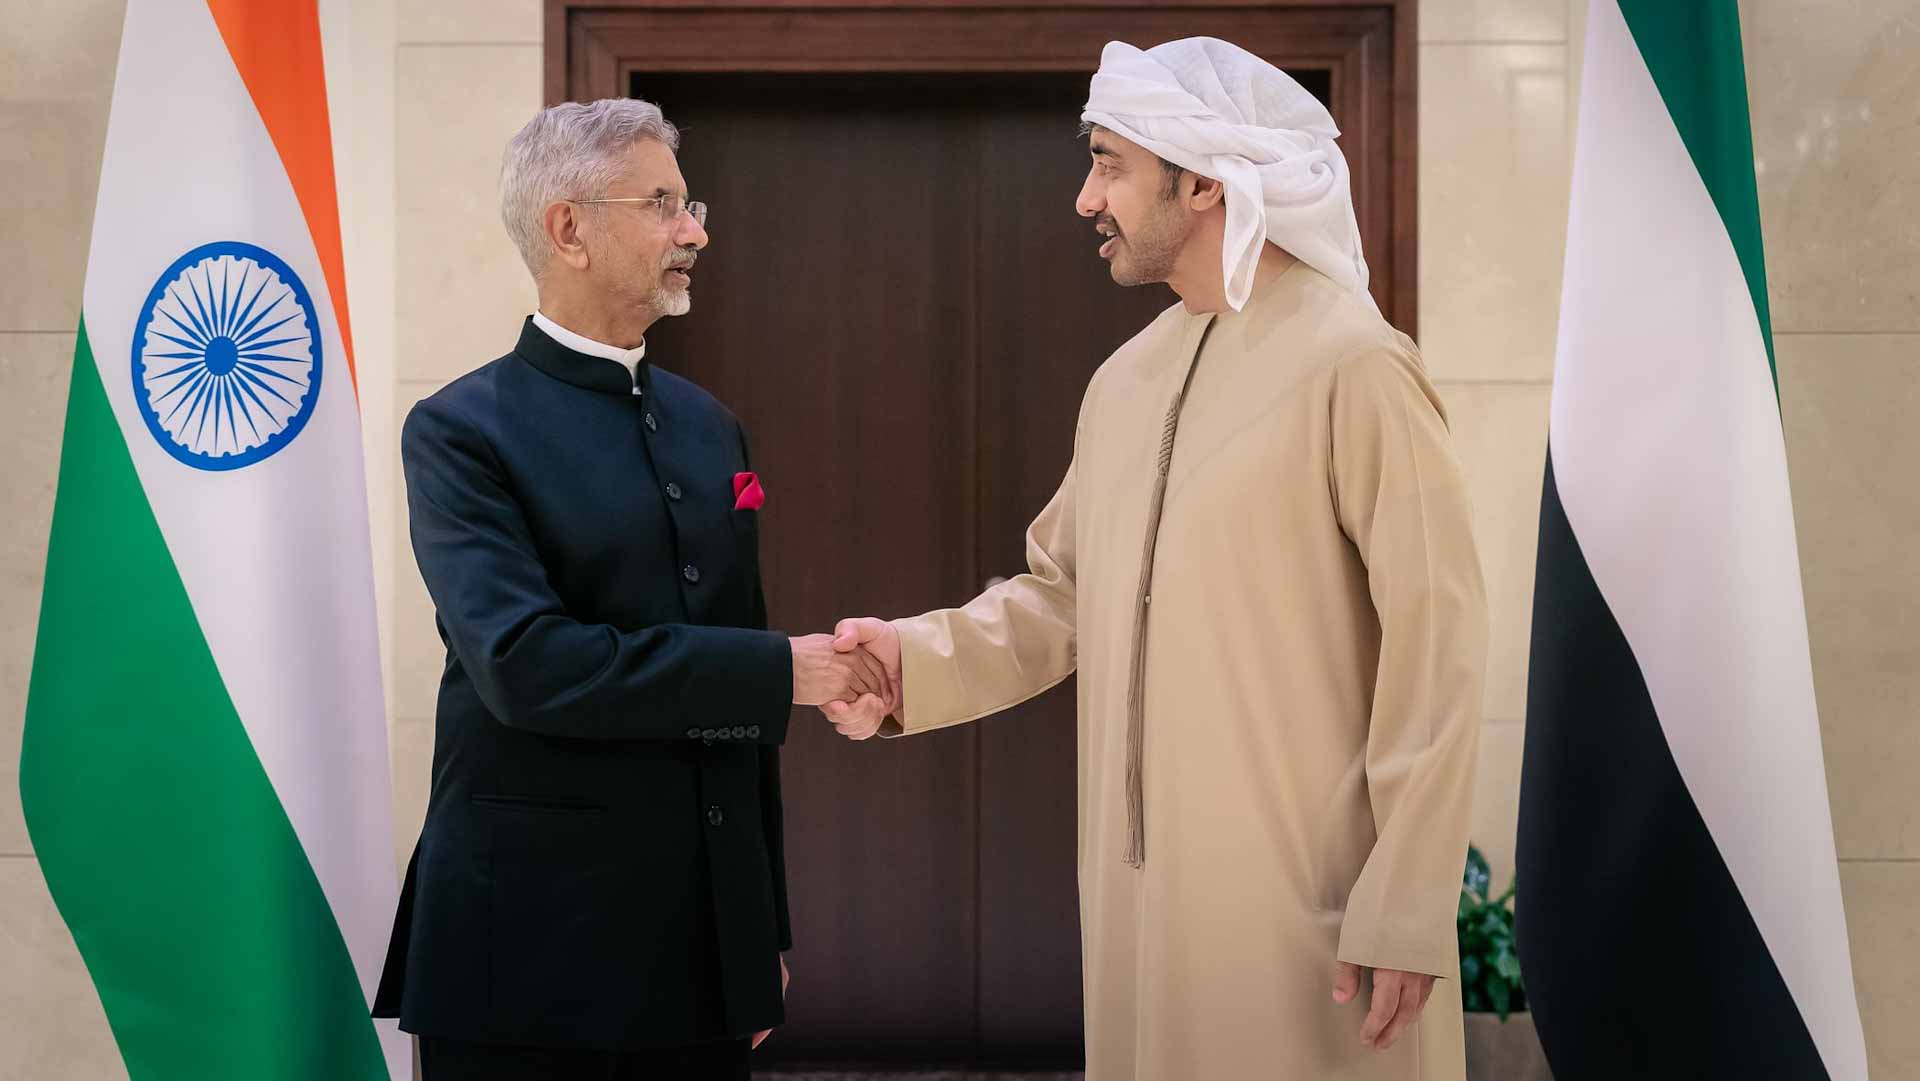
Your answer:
[789,630,891,710]
[783,619,902,737]
[805,617,900,739]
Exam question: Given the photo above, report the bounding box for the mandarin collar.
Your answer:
[514,316,654,397]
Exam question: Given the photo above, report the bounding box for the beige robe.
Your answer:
[884,259,1487,1080]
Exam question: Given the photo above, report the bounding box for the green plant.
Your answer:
[1458,845,1527,1020]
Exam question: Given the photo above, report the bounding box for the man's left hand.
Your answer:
[1332,961,1435,1051]
[750,957,791,1050]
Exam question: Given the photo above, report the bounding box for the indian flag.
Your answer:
[1515,2,1869,1078]
[18,1,403,1077]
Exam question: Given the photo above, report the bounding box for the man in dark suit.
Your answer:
[373,98,884,1081]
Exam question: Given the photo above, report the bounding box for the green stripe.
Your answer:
[19,321,388,1080]
[1616,0,1776,388]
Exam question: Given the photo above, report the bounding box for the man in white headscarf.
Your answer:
[829,38,1485,1081]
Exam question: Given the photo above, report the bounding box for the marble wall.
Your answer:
[1,0,1914,1077]
[1742,3,1920,1075]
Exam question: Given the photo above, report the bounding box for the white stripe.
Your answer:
[84,2,403,1075]
[1551,3,1866,1077]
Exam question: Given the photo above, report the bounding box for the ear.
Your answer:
[1189,174,1226,212]
[543,200,591,272]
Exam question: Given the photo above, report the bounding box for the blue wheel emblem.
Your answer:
[131,241,322,471]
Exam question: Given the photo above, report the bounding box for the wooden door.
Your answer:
[638,67,1329,1066]
[641,72,988,1064]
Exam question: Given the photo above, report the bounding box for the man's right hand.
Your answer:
[790,633,887,706]
[821,618,901,739]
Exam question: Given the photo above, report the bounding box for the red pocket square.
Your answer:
[733,472,765,511]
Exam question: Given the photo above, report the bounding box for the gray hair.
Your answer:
[500,98,681,277]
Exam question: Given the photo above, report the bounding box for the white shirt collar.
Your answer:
[532,311,647,395]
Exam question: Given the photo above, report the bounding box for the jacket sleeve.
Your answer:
[401,397,794,742]
[740,422,793,952]
[759,740,793,951]
[882,443,1080,737]
[1327,347,1487,979]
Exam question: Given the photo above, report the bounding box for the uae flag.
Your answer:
[18,1,404,1077]
[1516,2,1869,1079]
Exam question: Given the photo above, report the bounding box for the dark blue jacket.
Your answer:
[373,318,794,1050]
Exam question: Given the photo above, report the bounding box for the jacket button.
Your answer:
[644,412,659,432]
[683,564,701,584]
[707,805,725,827]
[685,727,700,739]
[666,482,682,501]
[731,725,747,739]
[746,725,761,739]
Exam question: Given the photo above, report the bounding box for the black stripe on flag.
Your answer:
[1516,451,1829,1080]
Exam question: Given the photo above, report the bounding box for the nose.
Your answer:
[1075,169,1105,218]
[677,211,709,250]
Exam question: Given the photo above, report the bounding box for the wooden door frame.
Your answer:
[542,0,1418,332]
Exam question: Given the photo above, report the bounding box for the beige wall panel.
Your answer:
[395,45,540,384]
[1418,45,1570,382]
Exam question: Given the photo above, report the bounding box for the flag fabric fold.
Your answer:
[1516,3,1868,1079]
[20,2,403,1077]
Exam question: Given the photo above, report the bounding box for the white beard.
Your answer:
[651,285,691,317]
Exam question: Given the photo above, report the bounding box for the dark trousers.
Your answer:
[418,1036,751,1081]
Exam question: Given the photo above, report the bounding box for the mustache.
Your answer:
[1095,213,1123,239]
[663,249,698,271]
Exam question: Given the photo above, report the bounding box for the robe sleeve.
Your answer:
[1326,345,1487,980]
[880,446,1081,737]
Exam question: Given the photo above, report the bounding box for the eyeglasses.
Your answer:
[572,194,708,228]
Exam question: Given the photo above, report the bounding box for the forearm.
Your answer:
[882,573,1077,736]
[1336,555,1486,976]
[455,615,796,743]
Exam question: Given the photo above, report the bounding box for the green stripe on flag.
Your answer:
[20,321,388,1080]
[1616,0,1776,386]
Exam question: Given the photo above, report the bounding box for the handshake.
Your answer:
[788,617,901,740]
